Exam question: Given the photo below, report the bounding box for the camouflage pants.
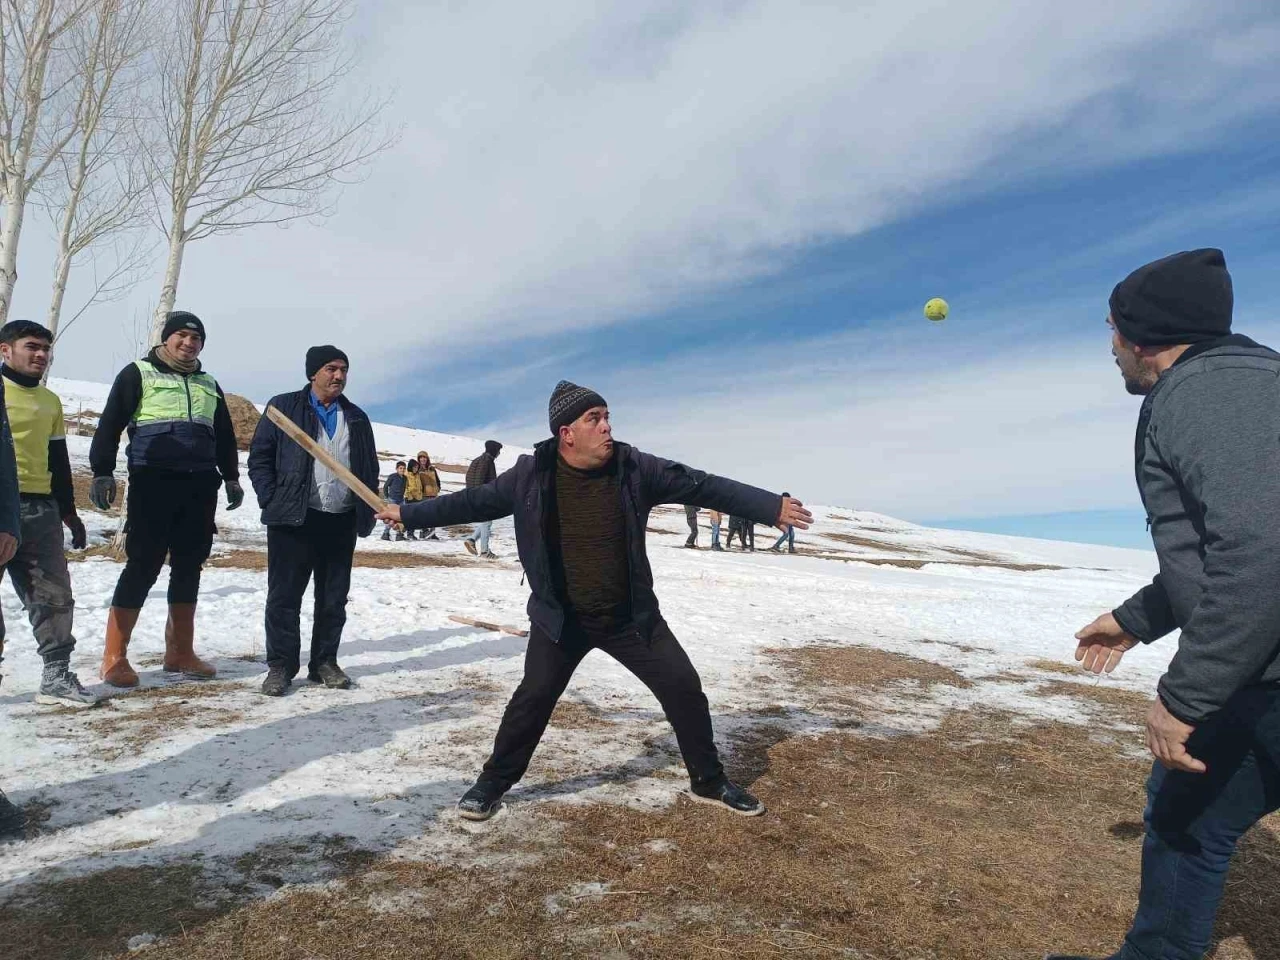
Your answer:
[0,498,76,666]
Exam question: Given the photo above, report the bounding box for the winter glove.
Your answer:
[225,480,244,511]
[89,476,116,511]
[63,513,87,550]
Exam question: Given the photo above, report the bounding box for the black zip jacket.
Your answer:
[401,439,782,642]
[246,386,380,537]
[89,349,239,479]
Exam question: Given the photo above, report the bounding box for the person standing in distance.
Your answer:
[90,311,243,687]
[248,347,379,697]
[462,440,502,558]
[1048,250,1280,960]
[377,380,813,820]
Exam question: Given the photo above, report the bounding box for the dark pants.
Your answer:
[724,521,741,548]
[685,509,698,547]
[112,468,220,608]
[0,498,76,664]
[480,619,726,792]
[1113,684,1280,960]
[742,522,755,549]
[265,509,357,679]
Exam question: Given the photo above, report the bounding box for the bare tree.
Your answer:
[146,0,390,344]
[0,0,94,326]
[41,0,153,371]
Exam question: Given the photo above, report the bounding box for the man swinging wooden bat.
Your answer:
[247,346,381,697]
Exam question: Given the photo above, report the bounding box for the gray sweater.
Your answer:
[1114,335,1280,724]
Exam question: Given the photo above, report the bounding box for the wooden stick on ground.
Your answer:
[448,615,530,638]
[264,405,387,513]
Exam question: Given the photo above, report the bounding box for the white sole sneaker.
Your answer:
[686,790,766,817]
[35,693,99,709]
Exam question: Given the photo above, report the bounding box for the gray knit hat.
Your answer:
[549,380,606,435]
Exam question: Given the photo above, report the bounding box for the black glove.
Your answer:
[225,480,244,511]
[89,476,116,511]
[63,513,87,550]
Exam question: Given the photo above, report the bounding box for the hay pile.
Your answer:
[223,393,261,451]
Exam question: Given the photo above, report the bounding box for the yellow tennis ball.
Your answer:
[924,297,949,322]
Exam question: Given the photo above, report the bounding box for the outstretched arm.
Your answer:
[386,467,518,529]
[636,450,810,529]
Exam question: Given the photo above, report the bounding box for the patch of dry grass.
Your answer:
[770,642,974,693]
[78,682,245,761]
[207,549,481,571]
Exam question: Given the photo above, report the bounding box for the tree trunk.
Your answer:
[150,228,186,344]
[0,185,29,327]
[41,200,77,384]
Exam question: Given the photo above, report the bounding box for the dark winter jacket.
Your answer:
[0,377,20,539]
[383,471,407,504]
[1113,335,1280,724]
[465,449,498,489]
[402,439,781,642]
[246,386,380,537]
[90,349,239,479]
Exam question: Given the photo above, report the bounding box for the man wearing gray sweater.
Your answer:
[1048,249,1280,960]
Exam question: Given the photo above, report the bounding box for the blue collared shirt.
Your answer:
[309,391,339,439]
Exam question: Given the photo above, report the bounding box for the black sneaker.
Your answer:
[689,779,765,817]
[381,529,391,541]
[457,780,505,821]
[308,660,352,689]
[260,666,291,697]
[0,789,28,841]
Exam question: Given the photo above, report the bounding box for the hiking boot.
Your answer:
[260,666,291,697]
[457,780,505,821]
[308,660,352,689]
[162,603,217,679]
[463,538,477,556]
[0,789,27,841]
[689,779,765,817]
[36,661,100,708]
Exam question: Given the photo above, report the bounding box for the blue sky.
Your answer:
[28,2,1280,547]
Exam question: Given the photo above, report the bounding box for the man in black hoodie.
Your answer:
[378,380,812,820]
[90,311,243,688]
[463,439,502,558]
[1049,250,1280,960]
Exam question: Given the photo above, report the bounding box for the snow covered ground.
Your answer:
[0,380,1165,898]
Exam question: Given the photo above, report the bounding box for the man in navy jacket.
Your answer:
[248,346,379,697]
[379,380,812,820]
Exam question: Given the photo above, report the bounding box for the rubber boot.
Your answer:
[162,603,217,679]
[100,607,141,688]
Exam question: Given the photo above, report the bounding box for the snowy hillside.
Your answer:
[0,379,1175,957]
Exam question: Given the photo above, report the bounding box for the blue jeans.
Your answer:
[710,520,721,548]
[474,520,492,553]
[1113,684,1280,960]
[773,526,794,550]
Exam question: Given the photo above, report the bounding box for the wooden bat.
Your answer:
[264,405,387,513]
[448,615,530,638]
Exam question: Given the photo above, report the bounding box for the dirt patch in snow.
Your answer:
[207,549,481,571]
[549,699,621,731]
[76,684,246,762]
[769,642,974,696]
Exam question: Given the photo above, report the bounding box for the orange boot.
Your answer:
[100,607,141,688]
[162,603,216,679]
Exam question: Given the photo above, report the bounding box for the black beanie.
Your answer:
[306,345,349,379]
[161,310,205,343]
[548,380,606,435]
[1109,249,1233,347]
[485,440,503,457]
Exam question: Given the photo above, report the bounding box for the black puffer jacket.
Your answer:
[246,386,380,536]
[402,439,781,642]
[465,449,497,489]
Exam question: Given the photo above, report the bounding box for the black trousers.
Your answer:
[480,619,726,792]
[685,510,698,547]
[112,468,220,608]
[265,509,357,679]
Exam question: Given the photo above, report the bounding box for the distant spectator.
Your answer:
[415,450,441,540]
[724,515,743,549]
[402,459,424,540]
[381,461,407,541]
[771,493,796,554]
[684,504,698,548]
[742,519,756,551]
[463,440,502,559]
[709,509,724,551]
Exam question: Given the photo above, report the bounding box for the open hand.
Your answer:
[778,497,813,531]
[1074,611,1137,674]
[375,503,402,524]
[1147,697,1205,774]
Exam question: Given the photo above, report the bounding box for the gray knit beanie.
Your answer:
[548,380,606,435]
